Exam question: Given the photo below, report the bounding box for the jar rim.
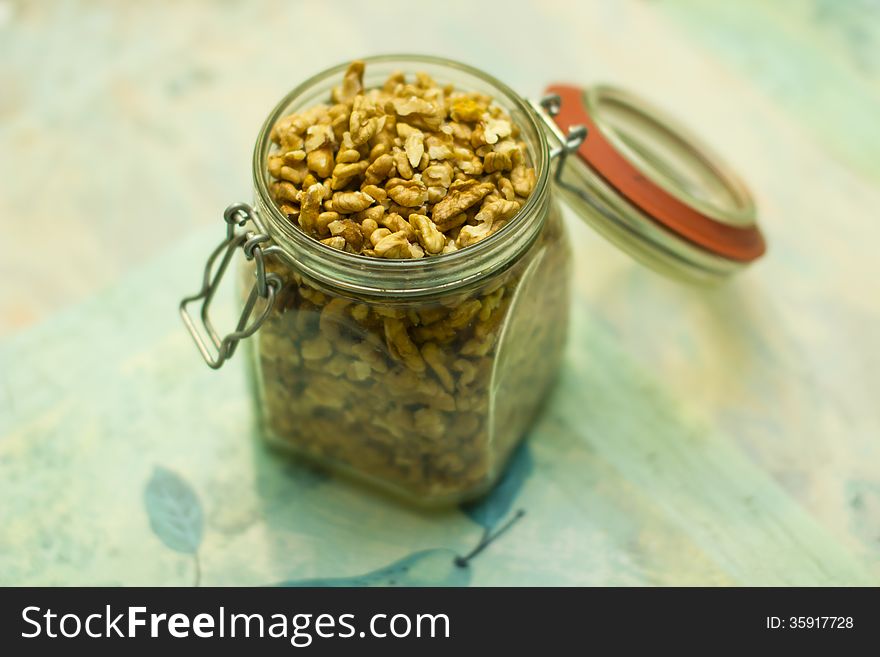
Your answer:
[251,54,550,298]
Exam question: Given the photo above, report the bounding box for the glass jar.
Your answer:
[181,55,765,505]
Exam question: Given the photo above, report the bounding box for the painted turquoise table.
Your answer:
[2,0,879,585]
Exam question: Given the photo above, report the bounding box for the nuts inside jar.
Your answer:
[267,61,537,256]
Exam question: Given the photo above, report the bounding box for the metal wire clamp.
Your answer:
[179,202,282,369]
[534,93,589,199]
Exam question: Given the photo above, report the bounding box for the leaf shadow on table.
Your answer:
[144,466,205,586]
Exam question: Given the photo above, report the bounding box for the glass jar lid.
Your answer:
[538,84,766,284]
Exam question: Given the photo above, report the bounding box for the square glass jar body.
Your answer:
[246,200,570,505]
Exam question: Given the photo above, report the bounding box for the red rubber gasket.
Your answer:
[546,84,765,263]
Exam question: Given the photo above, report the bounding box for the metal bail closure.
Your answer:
[180,203,282,369]
[536,84,766,283]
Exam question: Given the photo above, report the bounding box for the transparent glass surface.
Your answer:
[249,205,569,504]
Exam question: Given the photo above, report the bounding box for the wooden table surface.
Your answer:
[1,0,878,585]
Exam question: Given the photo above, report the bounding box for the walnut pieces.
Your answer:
[431,180,495,229]
[267,61,537,258]
[252,60,568,502]
[410,214,446,254]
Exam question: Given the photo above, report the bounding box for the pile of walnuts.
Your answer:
[267,61,537,257]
